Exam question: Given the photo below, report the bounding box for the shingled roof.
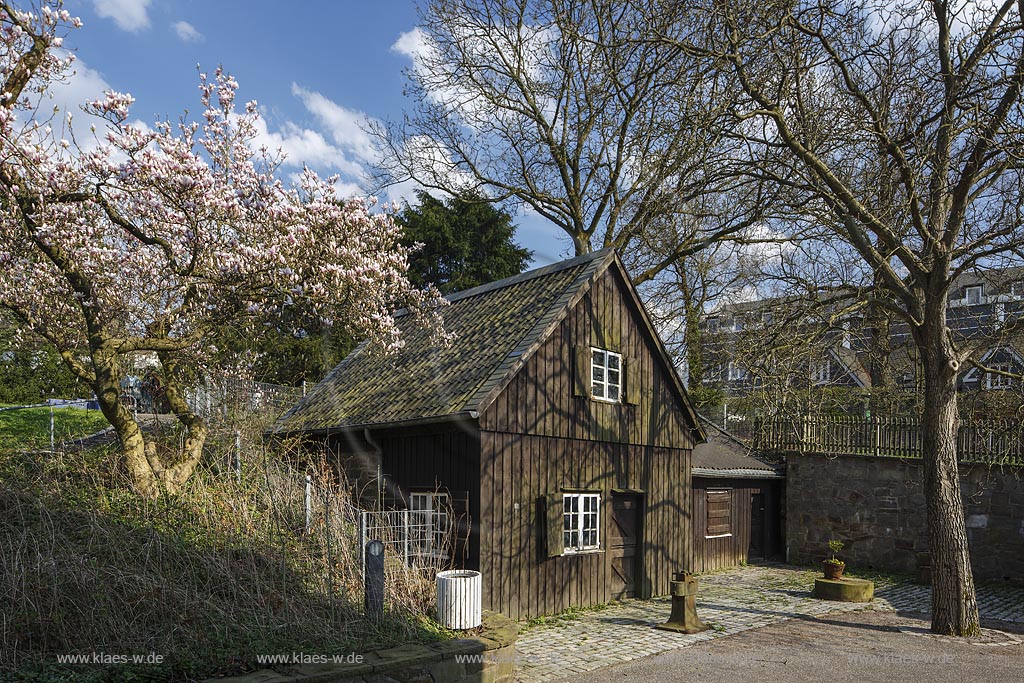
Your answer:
[272,249,703,439]
[692,416,783,479]
[271,249,605,434]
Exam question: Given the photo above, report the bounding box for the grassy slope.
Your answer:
[0,439,450,682]
[0,406,110,451]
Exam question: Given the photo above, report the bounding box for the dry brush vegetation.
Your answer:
[0,411,455,682]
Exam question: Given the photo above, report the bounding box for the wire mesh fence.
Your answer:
[188,372,304,421]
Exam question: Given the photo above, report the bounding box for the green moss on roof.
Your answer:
[272,250,613,434]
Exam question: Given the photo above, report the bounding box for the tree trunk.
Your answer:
[867,273,894,416]
[681,286,704,391]
[158,351,209,494]
[91,351,162,498]
[917,300,981,636]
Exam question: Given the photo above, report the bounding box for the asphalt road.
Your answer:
[565,609,1024,683]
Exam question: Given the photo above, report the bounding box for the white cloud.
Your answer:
[392,27,429,62]
[290,84,376,162]
[91,0,151,32]
[46,56,112,117]
[249,114,364,178]
[172,20,202,43]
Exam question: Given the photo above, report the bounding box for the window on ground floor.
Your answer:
[705,489,732,538]
[409,491,451,558]
[563,492,601,553]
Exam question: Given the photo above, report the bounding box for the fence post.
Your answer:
[233,430,242,483]
[49,404,55,453]
[365,540,385,618]
[403,509,410,565]
[304,474,313,533]
[359,511,366,582]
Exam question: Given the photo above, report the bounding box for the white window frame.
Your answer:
[1012,281,1024,298]
[812,359,831,385]
[409,492,451,558]
[985,363,1017,390]
[727,361,747,381]
[965,285,983,305]
[562,492,601,553]
[591,348,623,403]
[706,317,719,333]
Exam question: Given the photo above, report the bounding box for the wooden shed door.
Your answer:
[749,492,765,559]
[609,493,643,600]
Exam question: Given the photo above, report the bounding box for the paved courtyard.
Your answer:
[513,564,1024,683]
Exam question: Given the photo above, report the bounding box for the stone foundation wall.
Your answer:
[786,452,1024,581]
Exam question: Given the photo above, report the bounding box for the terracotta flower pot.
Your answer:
[823,560,846,580]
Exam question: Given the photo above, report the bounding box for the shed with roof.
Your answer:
[273,249,704,619]
[691,417,785,572]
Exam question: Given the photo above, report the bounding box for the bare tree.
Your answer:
[670,0,1024,635]
[372,0,775,279]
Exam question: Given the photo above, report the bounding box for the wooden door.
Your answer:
[609,493,643,600]
[749,491,765,560]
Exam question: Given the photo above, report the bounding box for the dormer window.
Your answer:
[761,312,773,325]
[965,285,983,305]
[1012,281,1024,298]
[591,348,622,402]
[706,317,719,332]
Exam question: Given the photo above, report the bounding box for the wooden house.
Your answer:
[691,418,784,572]
[272,249,705,620]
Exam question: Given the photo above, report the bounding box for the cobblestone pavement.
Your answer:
[513,564,1024,683]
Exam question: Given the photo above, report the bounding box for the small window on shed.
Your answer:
[965,285,983,305]
[591,348,622,402]
[705,489,732,538]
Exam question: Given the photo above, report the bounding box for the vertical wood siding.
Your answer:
[336,427,483,569]
[473,267,697,620]
[479,268,695,450]
[690,478,783,572]
[479,431,691,620]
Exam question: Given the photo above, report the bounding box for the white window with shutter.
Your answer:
[591,348,623,403]
[562,492,601,553]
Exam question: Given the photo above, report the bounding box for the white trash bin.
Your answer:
[436,569,482,629]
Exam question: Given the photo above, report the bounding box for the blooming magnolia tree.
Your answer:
[0,2,438,496]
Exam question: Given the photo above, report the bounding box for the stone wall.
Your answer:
[207,611,517,683]
[786,452,1024,581]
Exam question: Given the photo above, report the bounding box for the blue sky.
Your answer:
[60,0,568,266]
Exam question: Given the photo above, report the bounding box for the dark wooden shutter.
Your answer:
[624,356,640,405]
[573,345,590,397]
[545,492,564,558]
[706,489,732,536]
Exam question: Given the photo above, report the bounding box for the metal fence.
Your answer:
[357,508,454,579]
[189,373,304,420]
[757,415,1024,465]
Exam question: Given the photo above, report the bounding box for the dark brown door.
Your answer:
[609,493,643,600]
[749,492,765,559]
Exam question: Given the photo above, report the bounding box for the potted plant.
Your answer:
[822,539,846,580]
